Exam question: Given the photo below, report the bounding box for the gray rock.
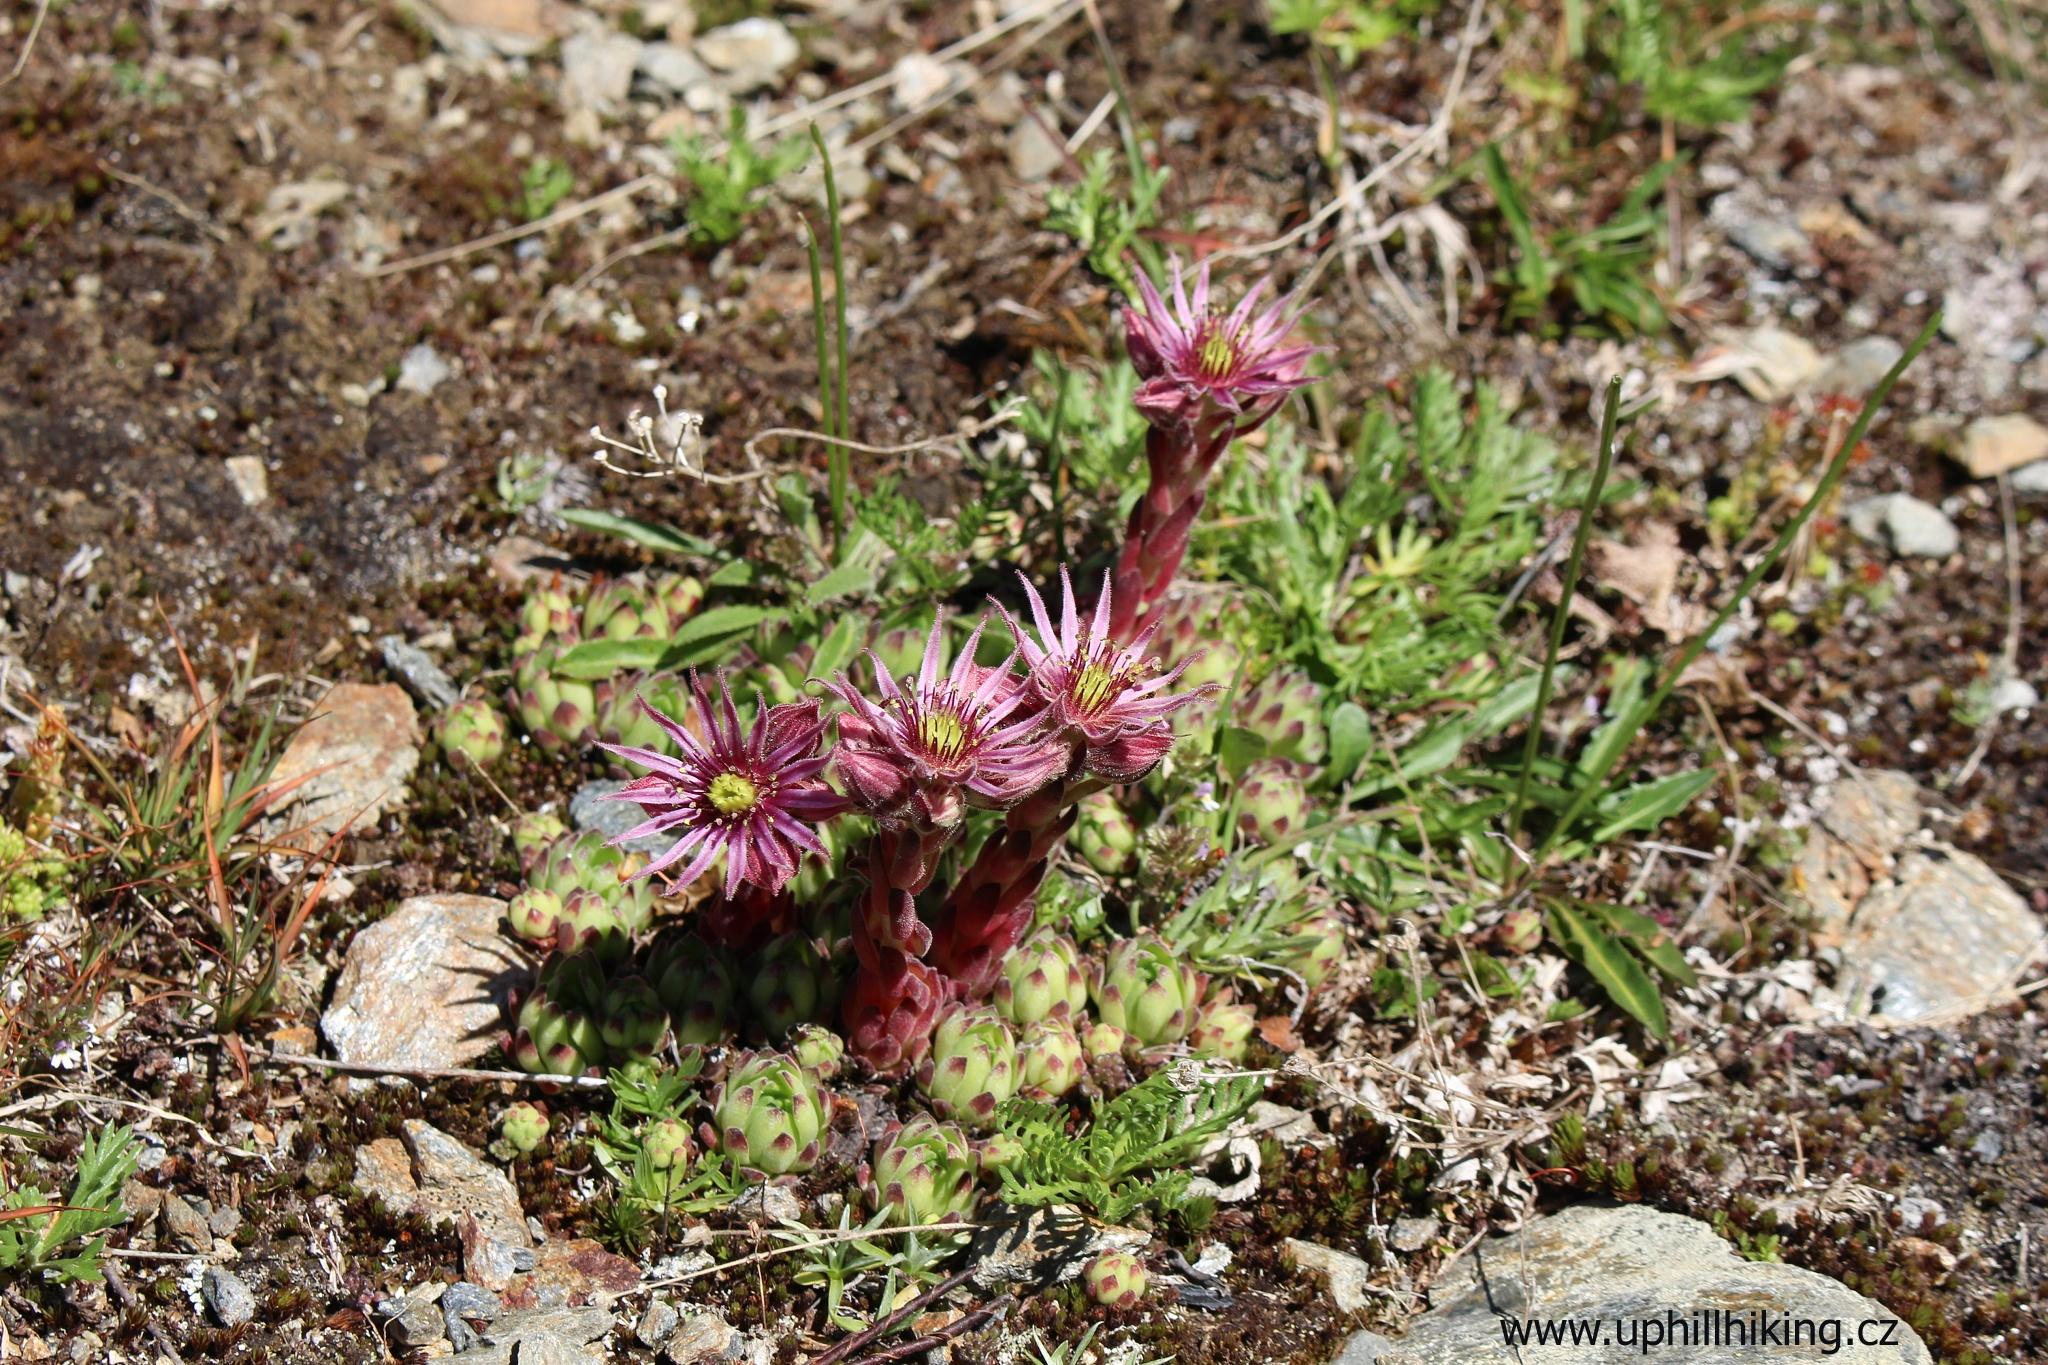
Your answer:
[1845,494,1959,559]
[201,1266,258,1327]
[570,779,667,854]
[467,1306,617,1365]
[1336,1331,1398,1365]
[1814,336,1904,395]
[635,1299,681,1349]
[1008,116,1065,182]
[1377,1204,1929,1364]
[443,1280,505,1352]
[354,1122,533,1292]
[384,1292,446,1349]
[661,1310,744,1363]
[2011,459,2048,496]
[1816,770,1922,873]
[1389,1215,1440,1253]
[223,455,270,507]
[321,894,521,1072]
[160,1191,211,1250]
[560,31,643,112]
[694,17,799,92]
[1895,1197,1944,1229]
[265,682,421,850]
[378,635,458,709]
[1837,849,2044,1022]
[396,343,455,396]
[1710,192,1815,272]
[207,1204,242,1238]
[1285,1238,1375,1313]
[728,1182,802,1224]
[636,42,716,107]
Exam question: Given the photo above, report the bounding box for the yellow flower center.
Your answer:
[1196,322,1240,379]
[918,709,967,761]
[707,771,760,816]
[1072,662,1120,713]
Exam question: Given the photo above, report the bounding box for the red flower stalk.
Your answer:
[599,678,846,899]
[933,569,1205,996]
[827,617,1067,1071]
[1109,258,1321,640]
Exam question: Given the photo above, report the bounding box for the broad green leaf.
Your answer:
[1385,673,1544,787]
[1545,900,1669,1038]
[551,637,666,679]
[706,559,756,589]
[1218,726,1268,783]
[1324,701,1372,786]
[810,613,864,681]
[1589,768,1715,843]
[803,559,879,606]
[1585,902,1698,988]
[659,605,787,668]
[559,509,720,559]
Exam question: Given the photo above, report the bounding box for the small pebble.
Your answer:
[202,1266,258,1327]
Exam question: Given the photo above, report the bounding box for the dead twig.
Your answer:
[249,1047,609,1092]
[1,0,51,89]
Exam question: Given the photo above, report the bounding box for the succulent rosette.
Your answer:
[1074,791,1138,874]
[510,953,608,1082]
[708,1050,831,1176]
[866,1116,979,1227]
[435,698,507,770]
[746,932,840,1040]
[498,1101,549,1156]
[916,1004,1019,1129]
[644,930,736,1046]
[1237,759,1313,845]
[1089,934,1205,1049]
[1017,1019,1086,1098]
[1083,1250,1149,1307]
[1186,991,1257,1063]
[643,1117,695,1172]
[1231,666,1325,765]
[993,928,1089,1027]
[789,1023,846,1079]
[599,675,846,900]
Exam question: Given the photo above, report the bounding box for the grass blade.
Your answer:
[1534,314,1940,862]
[1510,374,1621,847]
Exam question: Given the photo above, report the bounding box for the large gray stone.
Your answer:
[320,894,521,1071]
[1835,850,2043,1022]
[1380,1204,1929,1363]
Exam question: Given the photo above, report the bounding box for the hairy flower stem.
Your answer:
[1106,421,1234,641]
[929,778,1102,998]
[843,829,952,1074]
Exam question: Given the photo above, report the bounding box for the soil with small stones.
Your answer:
[2,2,2044,1363]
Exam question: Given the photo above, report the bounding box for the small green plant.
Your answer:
[1480,143,1674,335]
[0,826,67,921]
[1269,0,1444,64]
[494,450,557,511]
[1012,352,1147,518]
[520,156,575,221]
[1579,0,1797,131]
[1042,147,1170,297]
[990,1065,1263,1224]
[781,1204,956,1333]
[1208,373,1567,706]
[670,109,811,247]
[1,1125,139,1287]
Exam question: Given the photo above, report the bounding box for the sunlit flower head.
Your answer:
[1002,566,1209,782]
[828,617,1065,824]
[599,676,846,900]
[1125,258,1321,430]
